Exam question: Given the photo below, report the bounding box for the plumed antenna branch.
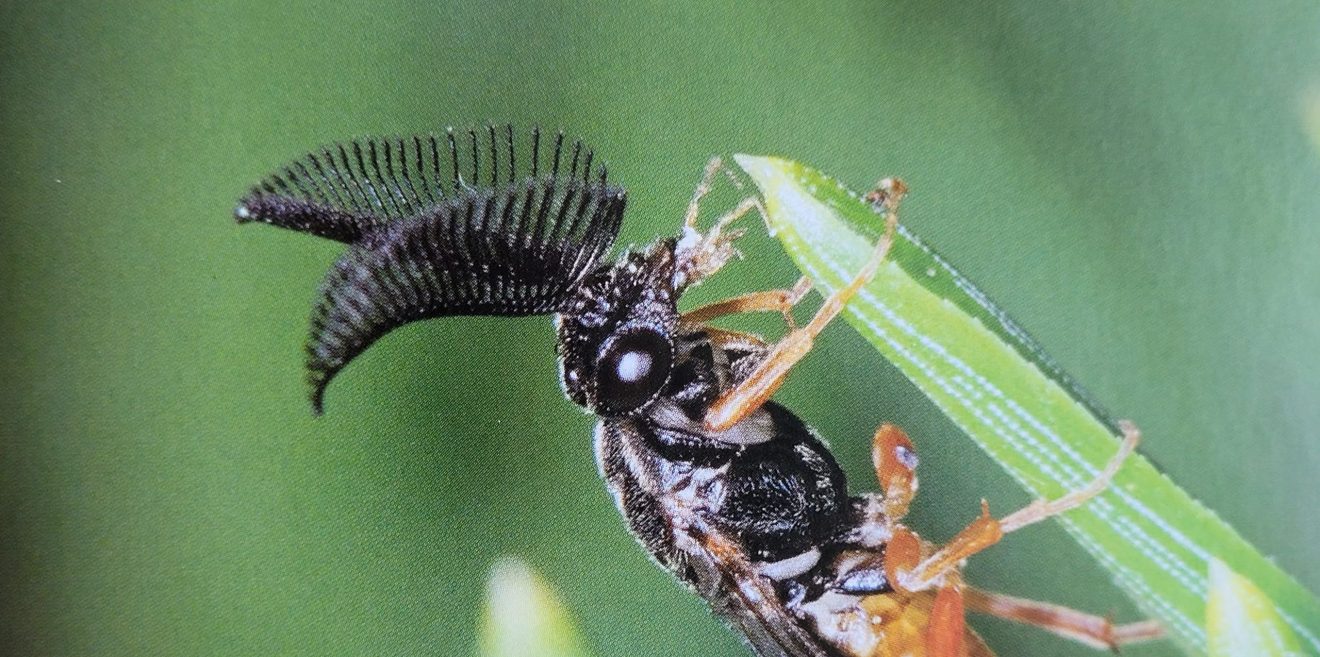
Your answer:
[235,125,625,413]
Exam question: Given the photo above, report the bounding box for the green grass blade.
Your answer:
[734,154,1320,657]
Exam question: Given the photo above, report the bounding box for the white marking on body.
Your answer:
[649,400,777,445]
[757,548,821,581]
[847,494,894,548]
[800,591,879,656]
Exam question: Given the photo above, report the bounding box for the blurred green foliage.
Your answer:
[1206,559,1304,657]
[481,558,593,657]
[2,3,1318,657]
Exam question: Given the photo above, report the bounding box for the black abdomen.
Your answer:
[709,403,850,562]
[633,402,851,564]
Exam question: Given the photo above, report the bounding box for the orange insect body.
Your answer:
[793,421,1153,656]
[790,423,989,657]
[806,583,994,657]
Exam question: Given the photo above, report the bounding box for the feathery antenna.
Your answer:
[235,125,624,413]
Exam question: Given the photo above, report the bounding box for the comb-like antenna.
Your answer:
[505,124,516,184]
[551,131,565,177]
[582,148,595,182]
[488,124,498,185]
[235,126,626,413]
[528,125,539,177]
[568,140,582,179]
[446,128,460,189]
[468,128,479,186]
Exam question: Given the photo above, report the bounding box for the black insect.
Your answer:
[236,126,1161,657]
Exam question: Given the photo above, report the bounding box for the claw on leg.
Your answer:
[864,177,909,214]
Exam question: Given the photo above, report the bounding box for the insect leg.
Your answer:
[676,193,765,288]
[894,423,1140,592]
[682,276,813,329]
[998,421,1141,534]
[676,156,767,287]
[964,587,1165,650]
[683,156,725,229]
[926,585,968,657]
[703,326,771,351]
[872,423,919,522]
[702,185,904,433]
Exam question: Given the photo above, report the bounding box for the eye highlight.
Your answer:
[615,350,654,383]
[595,329,672,414]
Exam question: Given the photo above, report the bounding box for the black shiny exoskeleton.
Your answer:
[557,239,853,565]
[237,126,889,657]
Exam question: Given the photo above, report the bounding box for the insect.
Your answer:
[235,126,1164,656]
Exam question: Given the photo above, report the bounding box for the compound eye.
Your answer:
[595,329,673,414]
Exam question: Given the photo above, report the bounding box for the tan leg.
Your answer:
[676,194,764,288]
[965,588,1165,651]
[703,326,770,352]
[701,186,904,433]
[682,276,812,328]
[683,156,724,229]
[894,424,1141,592]
[1000,421,1141,533]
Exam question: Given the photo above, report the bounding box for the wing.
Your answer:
[683,519,838,657]
[234,126,625,413]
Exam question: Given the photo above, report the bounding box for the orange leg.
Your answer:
[682,276,813,328]
[701,183,906,432]
[894,423,1141,593]
[927,585,969,657]
[872,424,919,522]
[846,424,920,552]
[964,588,1165,651]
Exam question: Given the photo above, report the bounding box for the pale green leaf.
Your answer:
[1207,558,1304,657]
[480,557,594,657]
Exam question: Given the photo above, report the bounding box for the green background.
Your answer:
[3,3,1317,656]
